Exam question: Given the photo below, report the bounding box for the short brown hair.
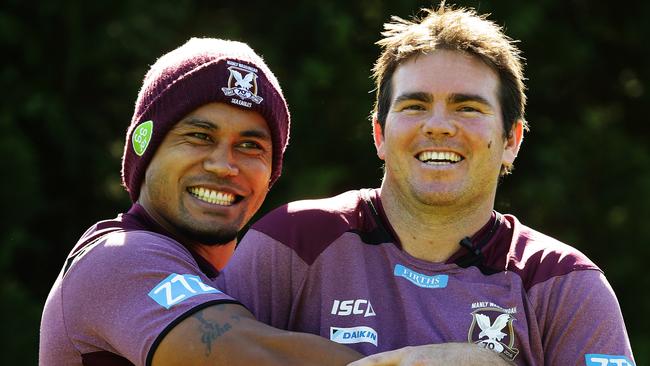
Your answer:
[372,3,528,140]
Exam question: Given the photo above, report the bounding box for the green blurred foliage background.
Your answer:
[2,0,648,363]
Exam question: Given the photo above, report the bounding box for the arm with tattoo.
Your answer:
[152,303,362,365]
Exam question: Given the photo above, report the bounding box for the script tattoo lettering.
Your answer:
[193,311,232,356]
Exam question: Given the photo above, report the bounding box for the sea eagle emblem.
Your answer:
[468,307,519,361]
[475,313,510,351]
[231,69,254,90]
[221,65,263,105]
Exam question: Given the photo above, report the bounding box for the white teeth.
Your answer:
[188,187,236,206]
[417,151,462,164]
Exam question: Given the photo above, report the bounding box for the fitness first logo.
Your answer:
[467,302,519,362]
[221,60,263,108]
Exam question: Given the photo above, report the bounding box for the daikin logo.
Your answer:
[394,264,449,288]
[330,326,378,346]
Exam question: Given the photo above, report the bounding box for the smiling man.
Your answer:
[39,38,361,366]
[219,5,636,365]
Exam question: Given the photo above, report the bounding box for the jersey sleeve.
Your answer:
[527,270,635,365]
[60,230,239,366]
[217,228,307,329]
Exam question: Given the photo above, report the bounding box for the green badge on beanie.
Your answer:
[132,120,153,156]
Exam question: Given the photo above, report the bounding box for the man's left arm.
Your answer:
[529,270,635,366]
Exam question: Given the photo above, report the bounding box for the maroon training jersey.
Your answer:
[39,204,238,366]
[219,189,635,366]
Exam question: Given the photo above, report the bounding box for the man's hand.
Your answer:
[347,343,513,366]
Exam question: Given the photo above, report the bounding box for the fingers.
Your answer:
[347,348,406,366]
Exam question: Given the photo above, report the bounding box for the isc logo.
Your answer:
[331,299,376,317]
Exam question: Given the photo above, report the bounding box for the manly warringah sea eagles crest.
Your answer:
[468,307,520,361]
[221,61,264,105]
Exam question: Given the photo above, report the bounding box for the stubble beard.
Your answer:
[142,176,244,245]
[386,171,460,208]
[175,206,244,246]
[176,223,239,246]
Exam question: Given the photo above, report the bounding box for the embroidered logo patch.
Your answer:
[148,273,221,309]
[221,60,263,108]
[468,306,519,362]
[585,354,635,366]
[394,264,448,288]
[132,120,153,156]
[330,326,378,346]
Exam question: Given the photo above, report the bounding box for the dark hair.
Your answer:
[372,4,528,150]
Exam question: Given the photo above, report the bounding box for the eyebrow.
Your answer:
[179,118,217,130]
[392,92,494,109]
[448,93,494,108]
[393,92,433,105]
[179,118,271,140]
[240,129,271,140]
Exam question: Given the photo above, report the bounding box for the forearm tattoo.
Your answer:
[192,310,233,356]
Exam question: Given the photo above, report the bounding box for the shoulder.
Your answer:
[58,228,235,366]
[252,189,367,237]
[66,229,197,284]
[504,215,601,290]
[524,270,633,363]
[61,227,225,318]
[249,189,371,264]
[100,229,188,256]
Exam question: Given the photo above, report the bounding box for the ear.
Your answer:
[502,119,524,166]
[372,114,386,161]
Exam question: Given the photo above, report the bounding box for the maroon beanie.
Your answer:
[121,38,290,202]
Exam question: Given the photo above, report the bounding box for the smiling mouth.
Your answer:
[187,187,241,206]
[416,151,464,165]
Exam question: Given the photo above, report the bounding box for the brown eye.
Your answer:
[239,141,261,149]
[189,132,212,141]
[404,104,425,111]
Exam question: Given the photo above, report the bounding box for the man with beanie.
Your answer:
[39,38,361,366]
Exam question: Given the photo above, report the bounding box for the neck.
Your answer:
[136,202,237,271]
[379,183,495,263]
[189,241,237,271]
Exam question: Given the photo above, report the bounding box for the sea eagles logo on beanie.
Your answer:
[221,60,264,108]
[132,120,153,156]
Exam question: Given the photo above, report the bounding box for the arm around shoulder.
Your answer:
[152,303,362,366]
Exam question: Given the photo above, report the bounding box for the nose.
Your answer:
[203,144,239,177]
[421,111,457,137]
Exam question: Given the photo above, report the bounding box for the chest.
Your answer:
[289,252,541,365]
